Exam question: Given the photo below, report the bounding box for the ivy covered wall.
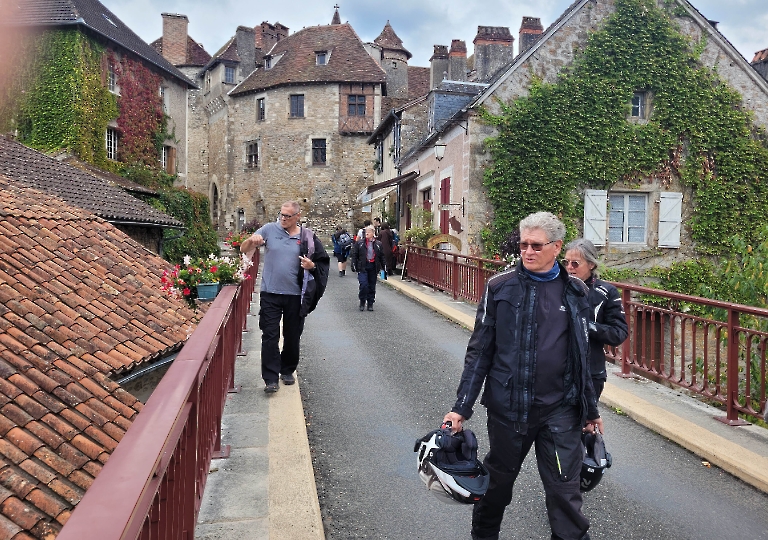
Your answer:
[481,0,768,257]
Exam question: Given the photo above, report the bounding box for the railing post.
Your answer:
[716,308,750,425]
[452,255,459,300]
[617,288,633,379]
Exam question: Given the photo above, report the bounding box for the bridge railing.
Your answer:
[58,253,258,540]
[404,247,767,424]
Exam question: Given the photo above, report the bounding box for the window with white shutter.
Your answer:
[583,189,608,246]
[658,192,682,248]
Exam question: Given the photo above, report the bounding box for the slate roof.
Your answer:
[0,177,198,538]
[5,0,195,88]
[230,23,386,96]
[0,137,183,229]
[149,35,212,67]
[373,21,412,60]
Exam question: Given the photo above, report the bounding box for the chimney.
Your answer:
[473,26,514,82]
[519,17,544,54]
[448,40,467,81]
[255,22,289,53]
[235,26,256,77]
[430,45,449,89]
[161,13,188,65]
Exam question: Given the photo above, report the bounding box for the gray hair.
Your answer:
[364,225,375,234]
[519,212,566,242]
[564,238,600,276]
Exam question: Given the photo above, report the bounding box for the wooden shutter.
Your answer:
[658,192,682,248]
[583,189,607,246]
[440,176,450,234]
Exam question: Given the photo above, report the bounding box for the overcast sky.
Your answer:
[103,0,768,67]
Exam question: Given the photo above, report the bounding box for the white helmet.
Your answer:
[414,423,489,504]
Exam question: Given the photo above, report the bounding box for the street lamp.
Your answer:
[434,137,446,161]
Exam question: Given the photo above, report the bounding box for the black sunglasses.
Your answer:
[519,240,556,252]
[562,259,581,269]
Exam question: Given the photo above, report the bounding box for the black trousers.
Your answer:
[258,292,304,384]
[472,404,590,540]
[357,261,377,306]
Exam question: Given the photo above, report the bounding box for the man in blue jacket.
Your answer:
[241,201,329,393]
[443,212,602,540]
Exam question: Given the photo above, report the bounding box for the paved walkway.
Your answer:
[195,274,768,539]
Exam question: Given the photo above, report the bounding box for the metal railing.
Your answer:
[404,247,767,424]
[403,245,507,303]
[58,254,258,539]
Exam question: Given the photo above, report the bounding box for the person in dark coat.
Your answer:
[377,222,397,276]
[443,212,602,540]
[350,225,384,311]
[564,238,628,400]
[240,201,329,393]
[331,226,352,277]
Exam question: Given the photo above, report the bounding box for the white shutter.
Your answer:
[658,192,682,248]
[583,189,607,246]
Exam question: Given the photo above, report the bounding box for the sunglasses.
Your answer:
[519,240,556,252]
[562,259,582,269]
[278,211,299,219]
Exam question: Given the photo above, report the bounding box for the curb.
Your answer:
[383,277,476,330]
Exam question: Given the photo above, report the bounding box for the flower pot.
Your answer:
[196,283,219,301]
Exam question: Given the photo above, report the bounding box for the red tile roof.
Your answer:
[374,21,412,60]
[408,66,431,99]
[0,177,198,538]
[231,23,386,96]
[753,48,768,64]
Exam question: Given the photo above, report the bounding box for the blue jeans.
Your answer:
[357,261,377,306]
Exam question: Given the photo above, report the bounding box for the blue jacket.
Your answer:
[452,262,599,426]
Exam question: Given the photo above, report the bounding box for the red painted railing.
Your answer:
[58,254,258,540]
[403,245,507,303]
[404,247,767,424]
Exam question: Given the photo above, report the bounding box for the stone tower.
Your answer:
[374,21,412,99]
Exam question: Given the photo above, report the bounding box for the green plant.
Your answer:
[480,0,768,256]
[161,254,252,308]
[404,205,439,246]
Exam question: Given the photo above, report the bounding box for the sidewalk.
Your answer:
[195,273,768,539]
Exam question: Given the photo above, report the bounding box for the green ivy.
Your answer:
[481,0,768,255]
[15,30,118,167]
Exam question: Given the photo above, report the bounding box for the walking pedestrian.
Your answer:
[240,201,330,393]
[378,222,397,276]
[443,211,602,540]
[350,225,384,311]
[563,238,628,400]
[332,226,353,277]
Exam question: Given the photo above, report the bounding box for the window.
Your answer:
[205,71,211,91]
[106,128,118,160]
[257,98,265,121]
[160,86,169,114]
[609,193,647,243]
[290,94,304,118]
[421,187,432,212]
[316,52,327,65]
[265,57,272,69]
[631,92,646,118]
[375,141,384,173]
[312,139,326,165]
[161,145,176,174]
[225,66,235,84]
[246,142,259,168]
[108,64,119,94]
[348,95,366,116]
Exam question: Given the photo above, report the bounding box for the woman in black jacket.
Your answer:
[350,225,384,311]
[563,238,629,400]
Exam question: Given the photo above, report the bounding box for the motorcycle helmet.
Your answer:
[580,429,612,492]
[414,423,490,504]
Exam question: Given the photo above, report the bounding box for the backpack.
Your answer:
[338,232,353,250]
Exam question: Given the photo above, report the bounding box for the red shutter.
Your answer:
[440,177,450,234]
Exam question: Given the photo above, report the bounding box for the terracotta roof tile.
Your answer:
[82,427,117,452]
[0,363,16,382]
[0,485,14,506]
[30,518,62,538]
[29,393,65,416]
[75,379,108,401]
[46,478,83,506]
[56,410,90,434]
[18,371,58,396]
[23,423,63,452]
[79,461,101,478]
[0,513,22,539]
[50,445,87,472]
[374,21,412,59]
[0,417,15,438]
[0,496,45,530]
[0,408,31,431]
[82,399,117,424]
[0,466,37,499]
[232,23,386,96]
[68,435,104,461]
[73,404,107,427]
[32,448,75,479]
[100,422,125,444]
[25,486,68,520]
[0,442,25,466]
[9,397,46,422]
[65,470,93,492]
[39,416,76,443]
[0,380,22,401]
[17,459,56,487]
[4,430,43,458]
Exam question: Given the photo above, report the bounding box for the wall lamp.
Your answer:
[434,137,446,161]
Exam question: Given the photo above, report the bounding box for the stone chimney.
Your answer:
[519,17,544,54]
[473,26,514,82]
[235,26,256,77]
[255,22,289,53]
[752,48,768,81]
[161,13,188,65]
[448,40,467,81]
[430,45,449,89]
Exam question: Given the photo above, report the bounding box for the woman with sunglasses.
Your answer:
[563,239,629,400]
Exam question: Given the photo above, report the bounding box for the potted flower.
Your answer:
[224,231,249,254]
[161,254,253,307]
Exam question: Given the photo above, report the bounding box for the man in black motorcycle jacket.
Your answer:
[444,212,601,540]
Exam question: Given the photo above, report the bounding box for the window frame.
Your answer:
[631,91,646,119]
[107,64,119,94]
[316,51,328,65]
[225,66,236,84]
[347,95,366,116]
[246,141,259,169]
[608,192,648,244]
[257,97,266,121]
[311,138,326,166]
[105,128,118,160]
[290,94,305,118]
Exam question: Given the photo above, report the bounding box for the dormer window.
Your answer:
[631,92,646,118]
[316,51,328,65]
[225,66,235,84]
[265,57,272,69]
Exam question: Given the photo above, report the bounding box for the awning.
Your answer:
[350,186,397,210]
[365,171,419,194]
